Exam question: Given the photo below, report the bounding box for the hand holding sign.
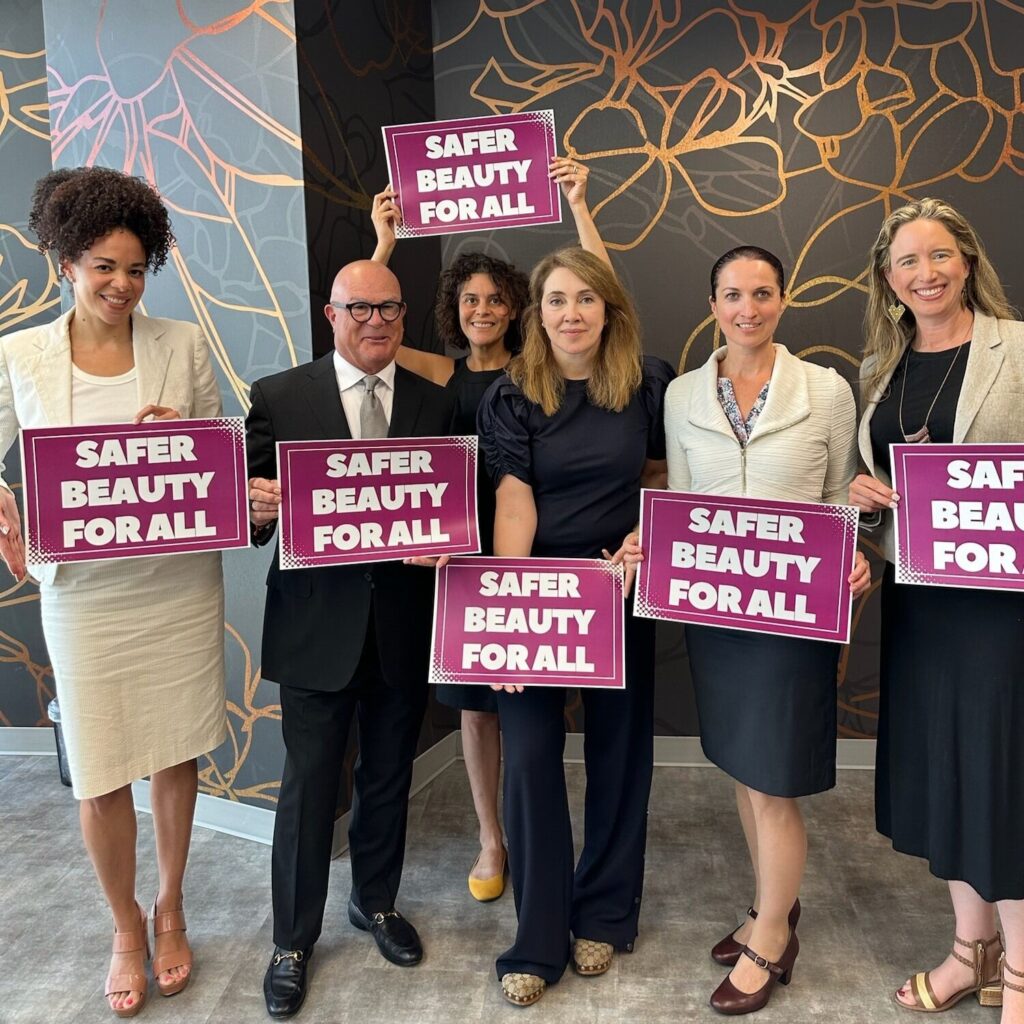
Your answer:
[248,477,281,527]
[849,550,871,597]
[549,156,588,207]
[0,486,26,581]
[602,530,643,598]
[371,184,402,263]
[849,472,900,512]
[134,405,182,423]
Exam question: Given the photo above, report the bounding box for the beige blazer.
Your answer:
[0,308,222,584]
[858,311,1024,562]
[665,343,858,504]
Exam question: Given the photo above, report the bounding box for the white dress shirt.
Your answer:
[333,349,396,438]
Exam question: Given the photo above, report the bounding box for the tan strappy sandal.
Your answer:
[895,933,1003,1011]
[105,903,149,1019]
[151,902,193,997]
[1004,956,1024,997]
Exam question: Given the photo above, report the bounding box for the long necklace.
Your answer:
[897,340,967,443]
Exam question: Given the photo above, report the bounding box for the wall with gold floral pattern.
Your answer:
[430,0,1024,739]
[3,2,1022,776]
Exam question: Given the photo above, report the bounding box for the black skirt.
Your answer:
[686,624,840,797]
[876,563,1024,901]
[435,683,498,714]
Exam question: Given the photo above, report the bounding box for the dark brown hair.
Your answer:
[434,252,529,352]
[29,166,174,272]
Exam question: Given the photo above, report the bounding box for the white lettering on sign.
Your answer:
[477,571,581,598]
[423,129,517,159]
[688,507,805,542]
[75,435,197,467]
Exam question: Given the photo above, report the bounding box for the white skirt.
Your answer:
[40,551,227,799]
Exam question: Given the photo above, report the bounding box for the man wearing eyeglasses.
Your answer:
[245,260,455,1020]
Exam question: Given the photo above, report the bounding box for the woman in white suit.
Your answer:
[662,245,869,1015]
[850,198,1024,1019]
[0,167,226,1018]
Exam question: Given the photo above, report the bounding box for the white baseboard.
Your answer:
[0,726,56,755]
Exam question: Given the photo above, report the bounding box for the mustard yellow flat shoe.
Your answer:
[468,848,508,902]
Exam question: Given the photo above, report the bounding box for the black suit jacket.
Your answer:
[245,353,456,692]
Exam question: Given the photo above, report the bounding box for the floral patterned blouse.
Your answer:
[717,377,769,446]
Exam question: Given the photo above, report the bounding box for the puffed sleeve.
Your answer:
[822,372,858,505]
[641,355,676,461]
[476,376,534,489]
[664,375,693,492]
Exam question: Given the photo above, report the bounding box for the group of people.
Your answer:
[0,160,1020,1024]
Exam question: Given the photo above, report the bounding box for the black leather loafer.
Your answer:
[263,945,313,1019]
[347,901,423,966]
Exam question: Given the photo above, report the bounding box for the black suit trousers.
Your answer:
[271,623,428,950]
[494,612,656,983]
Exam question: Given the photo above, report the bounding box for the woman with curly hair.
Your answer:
[371,157,608,903]
[0,166,226,1018]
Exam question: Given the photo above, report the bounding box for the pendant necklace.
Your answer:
[897,340,967,444]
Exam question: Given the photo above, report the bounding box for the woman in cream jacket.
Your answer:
[662,245,868,1015]
[850,198,1024,1020]
[0,166,225,1018]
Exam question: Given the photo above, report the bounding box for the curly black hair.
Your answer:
[434,252,530,353]
[28,166,175,273]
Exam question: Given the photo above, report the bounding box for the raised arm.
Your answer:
[370,185,401,265]
[550,156,611,270]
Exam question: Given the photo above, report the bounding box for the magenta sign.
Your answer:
[429,557,625,689]
[382,110,561,237]
[891,442,1024,590]
[635,490,859,642]
[277,436,479,568]
[19,417,249,564]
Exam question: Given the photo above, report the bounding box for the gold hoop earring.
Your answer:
[887,301,906,324]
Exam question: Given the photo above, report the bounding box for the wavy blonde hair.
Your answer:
[863,197,1016,394]
[508,247,643,416]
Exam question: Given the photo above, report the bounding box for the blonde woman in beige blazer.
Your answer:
[849,198,1024,1017]
[662,246,867,1015]
[0,168,225,1018]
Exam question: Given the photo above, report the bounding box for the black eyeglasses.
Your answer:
[331,300,406,323]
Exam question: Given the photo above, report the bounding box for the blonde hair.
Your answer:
[508,248,643,416]
[863,197,1016,394]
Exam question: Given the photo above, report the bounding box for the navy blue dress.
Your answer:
[478,356,674,984]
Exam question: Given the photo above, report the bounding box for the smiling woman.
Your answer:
[0,165,226,1019]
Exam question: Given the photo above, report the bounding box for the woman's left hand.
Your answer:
[403,554,450,568]
[603,531,643,598]
[133,405,181,423]
[848,550,871,598]
[550,156,590,207]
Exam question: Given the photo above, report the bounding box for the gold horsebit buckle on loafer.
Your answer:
[372,911,401,925]
[272,950,304,966]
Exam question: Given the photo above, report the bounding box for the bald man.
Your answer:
[246,261,455,1019]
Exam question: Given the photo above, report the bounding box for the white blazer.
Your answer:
[0,308,222,584]
[664,343,858,504]
[858,311,1024,562]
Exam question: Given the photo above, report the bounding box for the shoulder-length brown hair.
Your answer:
[863,197,1017,394]
[508,247,643,416]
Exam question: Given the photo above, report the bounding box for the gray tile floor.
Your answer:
[0,753,995,1024]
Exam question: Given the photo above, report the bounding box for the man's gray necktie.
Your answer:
[358,375,389,439]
